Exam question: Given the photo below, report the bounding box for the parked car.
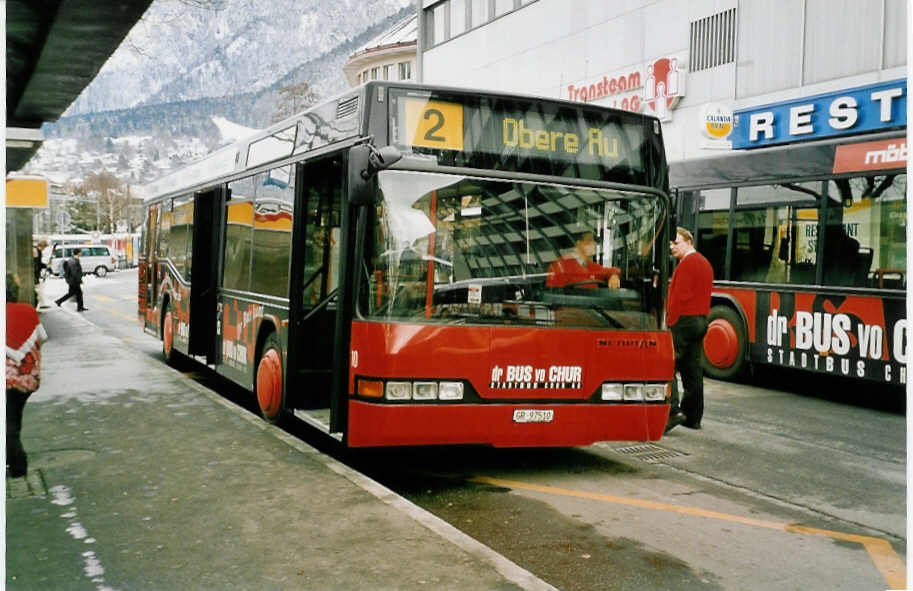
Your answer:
[49,244,116,278]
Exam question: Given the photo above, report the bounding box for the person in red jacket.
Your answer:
[665,227,713,432]
[6,274,48,477]
[546,231,621,289]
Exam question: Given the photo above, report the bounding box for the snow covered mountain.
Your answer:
[67,0,413,115]
[30,0,414,187]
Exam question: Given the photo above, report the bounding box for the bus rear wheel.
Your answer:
[702,305,747,380]
[256,333,287,425]
[162,307,179,366]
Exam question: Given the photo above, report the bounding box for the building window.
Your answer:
[426,0,535,48]
[689,8,737,72]
[371,67,379,80]
[433,2,447,45]
[450,0,467,37]
[471,0,488,28]
[398,61,412,80]
[383,64,393,80]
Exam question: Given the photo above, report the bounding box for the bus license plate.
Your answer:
[512,409,554,423]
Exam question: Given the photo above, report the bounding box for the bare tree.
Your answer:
[272,82,320,123]
[68,170,141,233]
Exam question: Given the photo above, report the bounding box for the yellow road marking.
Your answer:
[470,476,905,589]
[91,294,114,302]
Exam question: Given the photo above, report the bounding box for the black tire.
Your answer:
[255,333,287,425]
[701,305,748,380]
[95,266,108,278]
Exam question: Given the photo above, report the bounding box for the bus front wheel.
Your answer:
[702,305,747,380]
[256,333,287,425]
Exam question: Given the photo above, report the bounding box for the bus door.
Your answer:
[140,204,160,333]
[287,156,344,417]
[188,187,225,364]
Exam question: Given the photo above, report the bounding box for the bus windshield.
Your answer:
[361,170,665,329]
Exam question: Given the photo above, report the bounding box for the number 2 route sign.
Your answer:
[403,98,464,151]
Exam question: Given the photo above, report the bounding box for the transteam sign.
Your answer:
[566,55,686,121]
[731,79,906,149]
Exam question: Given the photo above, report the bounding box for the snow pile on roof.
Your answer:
[353,14,416,56]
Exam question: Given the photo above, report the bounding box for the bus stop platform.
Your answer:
[6,307,552,590]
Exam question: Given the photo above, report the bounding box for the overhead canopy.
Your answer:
[6,0,153,172]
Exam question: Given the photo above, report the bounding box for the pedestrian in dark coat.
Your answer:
[54,249,88,312]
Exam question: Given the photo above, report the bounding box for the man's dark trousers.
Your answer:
[671,314,708,425]
[55,282,84,309]
[55,259,84,309]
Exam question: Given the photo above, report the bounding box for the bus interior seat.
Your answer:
[855,247,874,286]
[823,232,864,287]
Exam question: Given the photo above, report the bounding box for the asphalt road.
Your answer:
[47,269,907,591]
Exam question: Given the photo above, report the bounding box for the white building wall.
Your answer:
[421,0,906,165]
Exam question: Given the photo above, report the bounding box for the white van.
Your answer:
[50,244,116,278]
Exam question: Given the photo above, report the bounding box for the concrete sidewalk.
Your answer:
[6,306,554,590]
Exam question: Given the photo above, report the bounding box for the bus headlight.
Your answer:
[412,382,438,400]
[601,383,624,401]
[438,381,464,400]
[385,381,412,400]
[643,384,666,401]
[623,383,644,401]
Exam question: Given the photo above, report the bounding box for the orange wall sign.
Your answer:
[832,138,906,173]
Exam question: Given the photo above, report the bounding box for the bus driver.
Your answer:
[546,231,621,289]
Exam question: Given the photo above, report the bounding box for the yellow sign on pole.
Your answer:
[5,177,49,208]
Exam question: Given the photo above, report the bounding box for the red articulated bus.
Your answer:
[139,82,676,447]
[672,135,907,388]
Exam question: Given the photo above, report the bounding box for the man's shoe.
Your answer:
[76,307,88,312]
[683,420,702,430]
[55,300,61,307]
[664,411,687,433]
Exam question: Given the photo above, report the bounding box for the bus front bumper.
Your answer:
[346,400,671,447]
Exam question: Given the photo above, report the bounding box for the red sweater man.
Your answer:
[667,248,713,325]
[666,228,713,432]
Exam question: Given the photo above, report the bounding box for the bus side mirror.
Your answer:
[369,145,402,170]
[348,145,374,206]
[349,145,403,206]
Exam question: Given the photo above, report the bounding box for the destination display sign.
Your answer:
[389,88,666,189]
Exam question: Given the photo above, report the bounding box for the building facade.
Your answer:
[417,0,906,168]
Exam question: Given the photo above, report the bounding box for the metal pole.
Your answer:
[415,0,423,83]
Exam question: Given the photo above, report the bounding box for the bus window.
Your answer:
[824,174,906,288]
[697,182,820,284]
[694,188,731,277]
[251,166,295,298]
[168,198,193,280]
[224,177,256,292]
[364,170,664,330]
[301,157,343,306]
